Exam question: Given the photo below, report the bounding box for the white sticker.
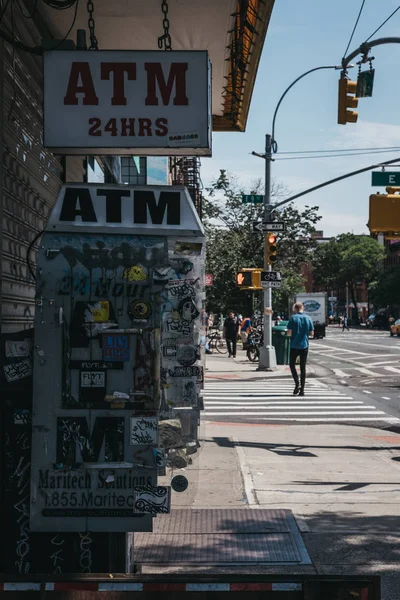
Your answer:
[5,340,30,358]
[80,371,106,388]
[3,359,32,382]
[130,416,158,445]
[133,485,171,514]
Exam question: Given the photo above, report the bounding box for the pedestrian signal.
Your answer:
[266,233,277,265]
[338,78,358,125]
[236,271,252,287]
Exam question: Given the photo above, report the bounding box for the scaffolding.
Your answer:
[169,157,203,218]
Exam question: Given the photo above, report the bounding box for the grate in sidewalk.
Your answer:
[134,509,310,565]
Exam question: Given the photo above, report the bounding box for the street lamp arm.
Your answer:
[271,65,341,150]
[342,37,400,70]
[270,155,400,213]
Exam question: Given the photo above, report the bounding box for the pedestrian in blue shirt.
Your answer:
[287,302,314,396]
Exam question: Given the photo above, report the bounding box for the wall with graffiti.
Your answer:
[29,184,205,533]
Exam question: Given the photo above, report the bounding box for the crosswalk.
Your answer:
[332,365,400,378]
[202,379,398,423]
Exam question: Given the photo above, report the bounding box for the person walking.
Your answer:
[223,311,239,358]
[287,302,314,396]
[342,316,350,331]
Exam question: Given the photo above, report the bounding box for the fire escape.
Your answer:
[169,157,202,218]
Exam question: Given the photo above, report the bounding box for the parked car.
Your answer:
[366,313,389,330]
[390,319,400,337]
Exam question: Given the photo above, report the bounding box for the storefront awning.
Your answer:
[38,0,275,132]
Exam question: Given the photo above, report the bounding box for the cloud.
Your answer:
[319,212,369,237]
[200,158,262,188]
[331,120,400,151]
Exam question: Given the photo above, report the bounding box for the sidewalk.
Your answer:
[158,354,400,598]
[205,350,321,379]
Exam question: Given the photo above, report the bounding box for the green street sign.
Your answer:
[371,171,400,186]
[242,194,264,204]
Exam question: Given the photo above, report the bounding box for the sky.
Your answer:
[200,0,400,237]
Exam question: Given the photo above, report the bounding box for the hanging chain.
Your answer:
[158,0,172,50]
[87,0,99,50]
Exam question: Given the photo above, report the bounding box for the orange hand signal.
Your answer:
[237,273,245,285]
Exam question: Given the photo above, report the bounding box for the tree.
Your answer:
[203,170,322,316]
[312,234,386,321]
[369,265,400,311]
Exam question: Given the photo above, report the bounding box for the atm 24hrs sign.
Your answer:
[43,50,211,155]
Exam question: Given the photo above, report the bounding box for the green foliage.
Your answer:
[369,265,400,309]
[312,233,386,320]
[203,170,322,315]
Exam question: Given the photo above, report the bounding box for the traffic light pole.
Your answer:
[258,133,277,370]
[256,65,346,370]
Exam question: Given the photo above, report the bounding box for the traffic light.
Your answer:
[369,187,400,233]
[338,78,358,125]
[236,271,252,287]
[236,269,262,289]
[266,233,277,265]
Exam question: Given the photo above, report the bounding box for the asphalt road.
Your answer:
[202,326,400,428]
[309,325,400,426]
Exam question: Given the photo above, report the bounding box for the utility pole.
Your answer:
[258,134,277,370]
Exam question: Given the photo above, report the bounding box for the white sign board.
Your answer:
[261,280,282,288]
[260,271,282,288]
[47,184,205,236]
[43,50,211,156]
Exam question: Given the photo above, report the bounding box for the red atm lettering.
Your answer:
[64,61,189,106]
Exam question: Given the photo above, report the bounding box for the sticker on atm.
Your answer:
[92,301,110,322]
[102,334,130,362]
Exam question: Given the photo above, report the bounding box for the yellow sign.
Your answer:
[92,301,110,322]
[123,265,148,281]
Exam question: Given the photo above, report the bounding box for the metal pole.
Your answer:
[258,134,276,370]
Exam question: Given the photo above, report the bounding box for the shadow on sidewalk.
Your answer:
[212,436,400,458]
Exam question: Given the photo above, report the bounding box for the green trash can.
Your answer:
[272,323,290,365]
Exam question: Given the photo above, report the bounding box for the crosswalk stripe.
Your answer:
[206,392,351,403]
[203,410,385,416]
[206,402,364,406]
[384,366,400,374]
[202,377,393,422]
[355,368,380,376]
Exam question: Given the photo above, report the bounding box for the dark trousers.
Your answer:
[289,348,308,389]
[342,324,349,331]
[226,337,237,357]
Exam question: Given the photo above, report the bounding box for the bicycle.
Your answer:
[207,330,228,354]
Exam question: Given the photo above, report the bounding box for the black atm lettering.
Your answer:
[96,189,130,223]
[59,188,98,222]
[56,417,124,464]
[133,190,180,225]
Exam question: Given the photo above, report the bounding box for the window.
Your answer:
[87,157,104,183]
[120,157,147,185]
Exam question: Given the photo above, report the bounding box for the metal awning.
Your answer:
[37,0,275,132]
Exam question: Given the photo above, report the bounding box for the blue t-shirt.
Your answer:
[288,313,314,350]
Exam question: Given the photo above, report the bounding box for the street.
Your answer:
[202,326,400,427]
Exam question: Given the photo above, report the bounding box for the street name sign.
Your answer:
[253,221,285,233]
[242,194,264,204]
[260,271,282,288]
[371,171,400,186]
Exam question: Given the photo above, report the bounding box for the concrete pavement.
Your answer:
[157,353,400,599]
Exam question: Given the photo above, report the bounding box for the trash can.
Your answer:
[272,324,290,365]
